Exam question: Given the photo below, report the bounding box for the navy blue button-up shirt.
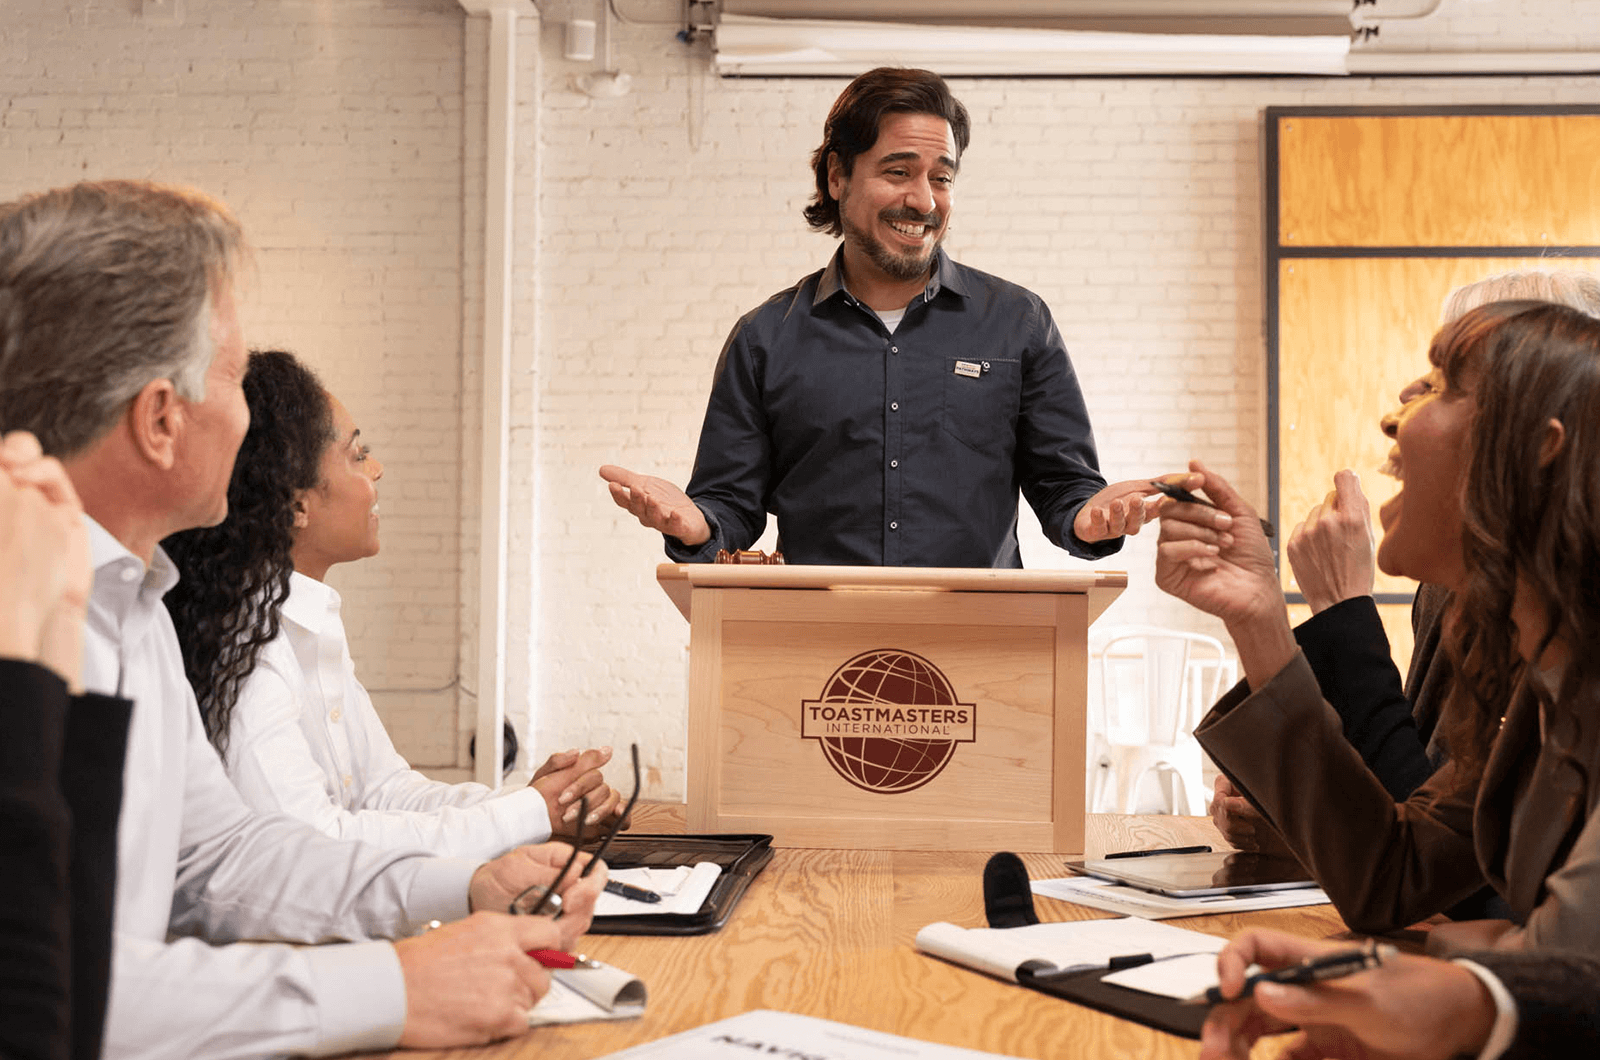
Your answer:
[666,248,1117,568]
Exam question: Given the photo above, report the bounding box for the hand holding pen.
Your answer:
[1197,929,1498,1060]
[1150,478,1276,538]
[1186,936,1394,1005]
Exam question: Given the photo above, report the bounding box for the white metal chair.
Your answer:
[1086,625,1233,816]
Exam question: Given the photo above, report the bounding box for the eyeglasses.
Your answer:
[508,742,640,917]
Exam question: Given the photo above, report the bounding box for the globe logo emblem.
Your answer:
[799,649,977,794]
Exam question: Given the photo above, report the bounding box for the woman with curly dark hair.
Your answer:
[163,350,620,861]
[163,349,331,759]
[1156,301,1600,956]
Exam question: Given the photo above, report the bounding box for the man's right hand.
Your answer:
[393,911,558,1048]
[1200,928,1496,1060]
[1286,469,1375,614]
[599,464,710,546]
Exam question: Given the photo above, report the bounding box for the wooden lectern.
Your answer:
[658,564,1125,852]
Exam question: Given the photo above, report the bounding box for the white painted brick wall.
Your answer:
[7,0,1600,800]
[1,0,474,769]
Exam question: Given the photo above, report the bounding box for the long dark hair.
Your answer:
[163,349,333,758]
[803,67,971,237]
[1438,302,1600,776]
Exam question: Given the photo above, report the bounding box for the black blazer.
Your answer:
[1292,593,1440,800]
[0,658,132,1060]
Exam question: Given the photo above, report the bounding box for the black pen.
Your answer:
[1104,844,1212,859]
[1182,940,1396,1005]
[604,878,662,903]
[1150,480,1276,538]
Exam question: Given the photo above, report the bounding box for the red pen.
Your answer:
[528,949,600,970]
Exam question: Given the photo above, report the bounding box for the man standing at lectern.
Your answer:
[601,67,1156,567]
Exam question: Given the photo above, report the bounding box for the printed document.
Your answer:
[593,1009,1030,1059]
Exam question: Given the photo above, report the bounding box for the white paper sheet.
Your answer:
[595,861,723,917]
[593,1009,1029,1059]
[1031,875,1329,920]
[1099,951,1222,1000]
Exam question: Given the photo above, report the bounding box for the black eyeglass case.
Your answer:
[584,833,774,936]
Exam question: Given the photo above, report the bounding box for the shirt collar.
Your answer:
[812,245,969,311]
[281,569,343,637]
[87,514,180,623]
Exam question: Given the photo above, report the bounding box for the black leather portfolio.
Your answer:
[586,832,774,936]
[1017,965,1207,1039]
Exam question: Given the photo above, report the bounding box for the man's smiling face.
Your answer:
[829,110,957,288]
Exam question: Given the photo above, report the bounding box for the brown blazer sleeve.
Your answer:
[1195,652,1488,935]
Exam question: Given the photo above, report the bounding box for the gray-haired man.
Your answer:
[0,180,602,1058]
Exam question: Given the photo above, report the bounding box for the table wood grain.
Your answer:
[368,806,1348,1060]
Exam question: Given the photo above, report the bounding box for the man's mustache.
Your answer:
[880,207,942,227]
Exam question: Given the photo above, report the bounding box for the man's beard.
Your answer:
[842,207,944,283]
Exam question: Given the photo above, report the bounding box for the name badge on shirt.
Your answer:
[953,360,983,379]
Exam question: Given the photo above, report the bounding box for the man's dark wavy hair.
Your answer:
[163,349,333,759]
[803,67,971,238]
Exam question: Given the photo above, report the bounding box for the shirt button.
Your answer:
[890,346,899,354]
[890,521,899,530]
[891,402,899,411]
[890,459,899,468]
[330,709,342,722]
[342,774,353,787]
[120,567,138,582]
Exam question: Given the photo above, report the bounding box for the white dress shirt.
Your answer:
[85,519,479,1060]
[1456,959,1520,1060]
[224,572,552,860]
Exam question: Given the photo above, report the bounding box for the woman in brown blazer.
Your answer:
[1156,300,1600,954]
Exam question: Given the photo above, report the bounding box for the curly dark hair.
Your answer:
[803,67,971,237]
[1434,301,1600,778]
[162,349,333,759]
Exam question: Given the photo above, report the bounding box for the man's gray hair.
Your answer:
[1444,268,1600,324]
[0,180,246,457]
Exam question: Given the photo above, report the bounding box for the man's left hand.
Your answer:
[468,842,607,950]
[1073,479,1163,543]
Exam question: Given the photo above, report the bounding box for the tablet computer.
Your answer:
[1063,851,1314,898]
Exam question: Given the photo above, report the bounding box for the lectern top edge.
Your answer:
[655,563,1129,622]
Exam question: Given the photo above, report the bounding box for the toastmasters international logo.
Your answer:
[800,649,977,793]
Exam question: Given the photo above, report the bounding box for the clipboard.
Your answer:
[586,833,774,936]
[1016,966,1206,1039]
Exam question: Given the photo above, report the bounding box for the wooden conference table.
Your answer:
[379,805,1350,1060]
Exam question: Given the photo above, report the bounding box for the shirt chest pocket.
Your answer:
[940,357,1021,454]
